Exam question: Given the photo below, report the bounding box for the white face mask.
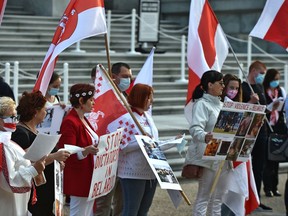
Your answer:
[118,78,131,92]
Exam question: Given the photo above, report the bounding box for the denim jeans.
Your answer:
[120,178,157,216]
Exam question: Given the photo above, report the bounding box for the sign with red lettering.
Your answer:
[88,128,123,200]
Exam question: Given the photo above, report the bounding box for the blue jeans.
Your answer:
[120,178,157,216]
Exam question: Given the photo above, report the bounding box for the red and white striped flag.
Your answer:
[184,0,229,124]
[34,0,107,95]
[250,0,288,51]
[223,159,259,215]
[0,0,7,26]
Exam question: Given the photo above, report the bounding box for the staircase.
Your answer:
[1,5,288,177]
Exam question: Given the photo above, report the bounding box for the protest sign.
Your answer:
[203,101,266,161]
[88,128,123,200]
[37,105,72,135]
[54,161,64,216]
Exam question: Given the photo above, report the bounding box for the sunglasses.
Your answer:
[0,115,20,123]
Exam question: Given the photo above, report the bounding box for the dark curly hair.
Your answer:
[69,83,95,108]
[17,91,47,122]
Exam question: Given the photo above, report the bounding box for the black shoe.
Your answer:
[272,190,282,196]
[259,203,273,211]
[265,190,274,197]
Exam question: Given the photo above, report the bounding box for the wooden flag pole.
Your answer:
[104,34,112,77]
[210,160,226,196]
[99,64,191,205]
[99,64,146,135]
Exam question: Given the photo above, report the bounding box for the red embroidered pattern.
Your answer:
[1,143,31,193]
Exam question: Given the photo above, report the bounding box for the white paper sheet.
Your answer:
[58,144,85,155]
[24,133,61,161]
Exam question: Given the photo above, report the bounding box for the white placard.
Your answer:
[88,128,123,201]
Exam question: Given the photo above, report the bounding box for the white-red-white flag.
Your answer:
[250,0,288,51]
[88,65,128,137]
[223,159,259,215]
[184,0,229,124]
[244,159,260,214]
[0,0,7,26]
[34,0,107,95]
[134,47,155,87]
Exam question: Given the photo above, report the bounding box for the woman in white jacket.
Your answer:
[184,70,230,216]
[0,96,46,216]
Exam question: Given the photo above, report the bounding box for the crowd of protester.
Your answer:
[1,60,288,216]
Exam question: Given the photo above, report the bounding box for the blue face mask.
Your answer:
[255,74,265,84]
[48,88,59,96]
[270,80,279,88]
[118,78,131,92]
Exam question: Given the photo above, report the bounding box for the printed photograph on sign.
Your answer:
[216,140,231,156]
[236,112,254,136]
[204,138,221,156]
[142,138,166,160]
[213,111,243,135]
[226,137,245,161]
[239,139,255,158]
[154,164,178,184]
[246,113,265,138]
[37,105,72,135]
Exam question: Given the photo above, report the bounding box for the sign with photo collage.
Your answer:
[203,101,266,162]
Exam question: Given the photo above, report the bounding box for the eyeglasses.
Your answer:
[216,81,225,86]
[0,115,20,123]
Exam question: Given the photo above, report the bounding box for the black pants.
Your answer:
[251,135,267,199]
[263,160,279,192]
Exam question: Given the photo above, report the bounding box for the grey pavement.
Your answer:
[153,114,288,215]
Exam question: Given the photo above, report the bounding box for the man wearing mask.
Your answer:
[112,62,133,97]
[242,60,272,211]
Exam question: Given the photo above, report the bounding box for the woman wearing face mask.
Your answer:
[11,91,70,216]
[262,69,287,198]
[0,96,46,216]
[45,73,66,108]
[221,74,242,102]
[220,74,249,215]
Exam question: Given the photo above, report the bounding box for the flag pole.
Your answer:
[99,64,191,205]
[221,29,273,133]
[209,160,225,195]
[104,34,112,77]
[99,64,146,135]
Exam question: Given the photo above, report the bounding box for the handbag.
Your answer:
[268,133,288,162]
[181,164,203,179]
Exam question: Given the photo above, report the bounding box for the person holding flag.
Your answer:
[242,60,272,211]
[183,71,233,215]
[111,62,133,97]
